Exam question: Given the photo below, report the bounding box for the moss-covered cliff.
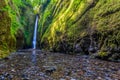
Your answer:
[38,0,120,60]
[0,0,15,58]
[0,0,35,58]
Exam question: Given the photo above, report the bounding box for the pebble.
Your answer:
[43,66,57,75]
[105,77,112,80]
[97,76,102,79]
[60,78,65,80]
[0,76,5,80]
[0,73,13,80]
[21,74,29,80]
[71,78,76,80]
[11,69,16,72]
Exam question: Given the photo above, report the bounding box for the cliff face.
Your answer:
[38,0,120,60]
[0,0,35,58]
[0,0,15,58]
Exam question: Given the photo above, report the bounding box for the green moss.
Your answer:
[38,0,95,50]
[98,51,108,58]
[0,0,33,58]
[0,50,9,59]
[37,0,120,55]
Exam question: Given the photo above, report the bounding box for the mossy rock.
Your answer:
[98,51,108,57]
[0,50,9,59]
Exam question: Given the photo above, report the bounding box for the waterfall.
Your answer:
[32,15,38,49]
[31,15,39,65]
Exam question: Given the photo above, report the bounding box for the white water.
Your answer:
[32,15,38,49]
[31,15,39,65]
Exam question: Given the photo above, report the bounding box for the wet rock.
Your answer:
[21,74,29,80]
[90,53,98,58]
[0,76,5,80]
[0,73,13,80]
[71,78,76,80]
[60,77,76,80]
[43,66,57,75]
[105,77,112,80]
[79,37,91,54]
[97,76,102,79]
[84,69,95,77]
[82,55,89,59]
[77,70,84,75]
[3,57,9,61]
[60,78,65,80]
[3,73,10,77]
[7,75,13,80]
[108,53,120,61]
[11,69,16,72]
[74,44,83,53]
[88,46,97,53]
[64,70,71,76]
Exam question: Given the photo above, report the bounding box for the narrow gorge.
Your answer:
[0,0,120,79]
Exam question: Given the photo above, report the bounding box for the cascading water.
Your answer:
[31,15,39,65]
[32,15,39,49]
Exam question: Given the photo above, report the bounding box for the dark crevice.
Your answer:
[100,8,120,17]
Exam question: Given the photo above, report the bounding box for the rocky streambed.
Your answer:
[0,50,120,80]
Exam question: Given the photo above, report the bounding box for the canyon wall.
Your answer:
[38,0,120,60]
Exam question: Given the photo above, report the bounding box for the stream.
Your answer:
[0,50,120,80]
